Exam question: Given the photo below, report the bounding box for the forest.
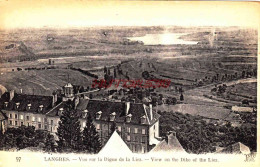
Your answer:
[158,111,256,154]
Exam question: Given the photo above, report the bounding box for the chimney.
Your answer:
[167,131,176,145]
[9,90,14,102]
[125,102,130,115]
[52,91,57,107]
[149,103,153,120]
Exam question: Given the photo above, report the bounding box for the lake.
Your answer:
[127,33,198,45]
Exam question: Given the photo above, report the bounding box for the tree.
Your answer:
[113,67,117,78]
[109,121,116,137]
[180,94,184,101]
[56,100,82,152]
[43,133,56,153]
[82,114,101,154]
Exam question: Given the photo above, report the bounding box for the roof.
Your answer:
[232,106,254,112]
[216,142,251,154]
[64,83,73,88]
[0,110,8,120]
[47,99,160,125]
[0,92,53,114]
[99,131,132,155]
[150,133,186,153]
[84,100,160,125]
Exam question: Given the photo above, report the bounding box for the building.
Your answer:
[0,90,56,131]
[215,142,251,154]
[231,106,254,113]
[150,132,186,153]
[0,83,161,153]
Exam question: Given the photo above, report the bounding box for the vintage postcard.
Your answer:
[0,0,259,167]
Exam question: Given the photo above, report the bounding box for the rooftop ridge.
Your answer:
[46,101,63,115]
[89,99,145,105]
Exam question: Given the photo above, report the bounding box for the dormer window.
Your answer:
[140,115,147,124]
[27,104,32,110]
[82,109,88,118]
[15,102,20,109]
[110,112,116,121]
[38,105,44,112]
[58,108,64,116]
[4,102,8,108]
[126,114,132,123]
[96,111,102,120]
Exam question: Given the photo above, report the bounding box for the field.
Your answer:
[0,26,257,122]
[210,81,257,106]
[0,69,93,96]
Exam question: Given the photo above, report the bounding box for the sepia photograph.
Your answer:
[0,0,259,167]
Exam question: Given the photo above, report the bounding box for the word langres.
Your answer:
[92,79,171,89]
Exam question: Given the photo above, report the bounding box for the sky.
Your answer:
[0,0,259,29]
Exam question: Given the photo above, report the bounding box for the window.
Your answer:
[9,114,12,119]
[142,129,146,134]
[20,115,23,120]
[134,128,138,134]
[32,117,35,121]
[15,114,18,119]
[142,136,146,143]
[135,136,139,142]
[44,125,48,130]
[141,146,145,153]
[127,135,131,141]
[135,145,138,152]
[38,124,41,129]
[15,121,18,126]
[44,118,47,122]
[21,122,24,126]
[117,126,121,132]
[96,124,100,130]
[154,125,156,130]
[27,123,30,126]
[51,120,53,125]
[26,116,30,121]
[9,120,12,125]
[126,127,130,133]
[38,117,41,122]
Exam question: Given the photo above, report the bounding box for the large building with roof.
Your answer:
[0,83,161,153]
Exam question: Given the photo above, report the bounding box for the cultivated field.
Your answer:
[0,69,93,96]
[0,26,257,121]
